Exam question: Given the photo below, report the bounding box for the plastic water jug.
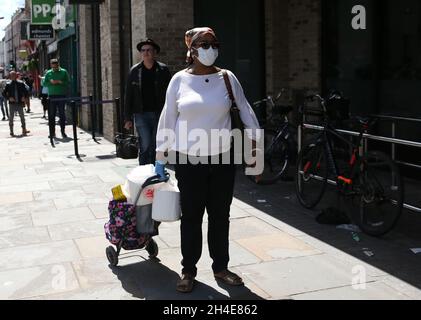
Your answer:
[152,179,181,222]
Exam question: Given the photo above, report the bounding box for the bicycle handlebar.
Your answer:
[253,99,269,106]
[253,89,287,107]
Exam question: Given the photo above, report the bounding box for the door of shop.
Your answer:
[58,36,78,97]
[194,0,265,103]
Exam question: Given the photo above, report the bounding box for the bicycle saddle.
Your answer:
[350,116,377,130]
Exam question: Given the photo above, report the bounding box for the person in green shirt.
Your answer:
[44,59,70,139]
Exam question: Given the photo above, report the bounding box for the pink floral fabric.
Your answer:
[104,200,149,250]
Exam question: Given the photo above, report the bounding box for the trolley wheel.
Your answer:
[106,246,119,266]
[146,239,159,258]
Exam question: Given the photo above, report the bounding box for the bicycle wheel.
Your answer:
[249,130,290,185]
[353,151,403,237]
[296,143,328,209]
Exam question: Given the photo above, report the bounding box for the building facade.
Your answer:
[75,0,421,153]
[78,0,195,141]
[0,40,5,66]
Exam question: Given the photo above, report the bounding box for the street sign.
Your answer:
[31,0,56,24]
[31,0,76,29]
[28,24,55,40]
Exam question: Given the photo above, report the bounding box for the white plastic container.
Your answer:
[152,179,181,222]
[123,165,158,206]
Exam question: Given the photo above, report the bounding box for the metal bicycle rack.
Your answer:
[298,111,421,214]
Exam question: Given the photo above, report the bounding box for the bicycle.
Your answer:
[296,93,404,236]
[250,89,296,185]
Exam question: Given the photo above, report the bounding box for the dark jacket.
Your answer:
[124,61,172,121]
[2,80,29,105]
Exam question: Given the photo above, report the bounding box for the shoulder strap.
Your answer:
[222,70,235,103]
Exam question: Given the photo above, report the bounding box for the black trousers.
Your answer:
[175,153,236,277]
[40,94,49,112]
[48,95,66,136]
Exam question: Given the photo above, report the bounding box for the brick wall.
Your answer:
[265,0,322,95]
[100,0,121,142]
[132,0,194,74]
[264,0,322,123]
[288,0,322,93]
[77,0,322,142]
[131,0,146,65]
[78,5,94,130]
[265,0,290,97]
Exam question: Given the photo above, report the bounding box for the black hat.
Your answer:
[136,39,161,54]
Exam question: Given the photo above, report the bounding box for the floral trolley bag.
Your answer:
[104,175,163,251]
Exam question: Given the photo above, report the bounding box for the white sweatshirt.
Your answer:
[156,69,261,156]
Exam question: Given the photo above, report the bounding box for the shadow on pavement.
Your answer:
[234,167,421,291]
[110,258,265,300]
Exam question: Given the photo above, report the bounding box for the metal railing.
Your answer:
[372,115,421,171]
[48,96,121,160]
[298,110,421,214]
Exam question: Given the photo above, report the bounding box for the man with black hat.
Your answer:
[124,39,172,165]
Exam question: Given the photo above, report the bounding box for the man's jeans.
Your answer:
[134,112,160,165]
[9,103,26,134]
[0,96,8,119]
[48,95,66,136]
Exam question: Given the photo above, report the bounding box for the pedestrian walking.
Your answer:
[26,75,34,100]
[154,27,261,293]
[44,59,70,139]
[17,73,31,113]
[123,39,172,165]
[0,79,9,121]
[39,70,49,119]
[2,71,30,137]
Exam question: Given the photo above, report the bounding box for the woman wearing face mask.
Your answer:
[155,27,261,293]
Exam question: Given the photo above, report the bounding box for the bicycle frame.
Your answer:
[254,90,292,154]
[311,121,366,188]
[266,121,290,152]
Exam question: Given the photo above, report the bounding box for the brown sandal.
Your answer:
[176,273,195,293]
[214,270,244,286]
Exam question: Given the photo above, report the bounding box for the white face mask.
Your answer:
[196,47,219,66]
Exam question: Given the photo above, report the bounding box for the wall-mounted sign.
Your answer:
[18,50,28,60]
[31,0,56,24]
[28,24,55,40]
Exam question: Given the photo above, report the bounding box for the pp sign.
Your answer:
[31,0,57,24]
[32,0,69,29]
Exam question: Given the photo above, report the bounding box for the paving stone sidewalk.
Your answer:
[0,99,420,300]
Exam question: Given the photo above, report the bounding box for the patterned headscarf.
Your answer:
[185,27,217,64]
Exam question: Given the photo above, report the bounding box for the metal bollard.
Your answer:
[115,98,122,133]
[89,95,96,142]
[71,100,80,159]
[47,97,55,147]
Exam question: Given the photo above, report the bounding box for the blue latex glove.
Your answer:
[155,160,166,180]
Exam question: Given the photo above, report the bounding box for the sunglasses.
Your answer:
[195,41,220,50]
[141,48,155,53]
